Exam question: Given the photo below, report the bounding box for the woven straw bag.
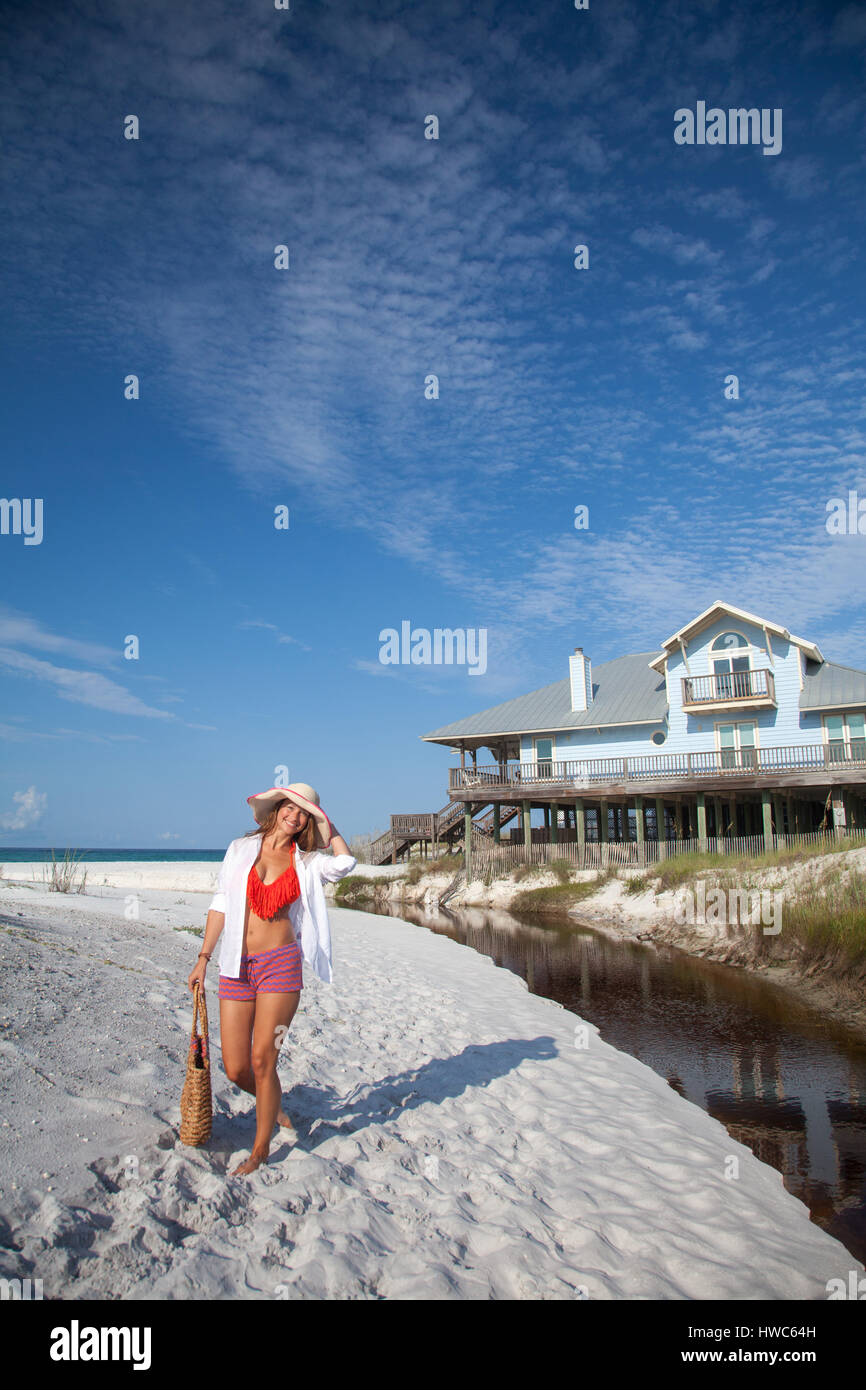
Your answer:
[179,981,212,1145]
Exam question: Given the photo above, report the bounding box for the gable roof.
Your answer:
[422,651,667,745]
[648,600,823,672]
[800,661,866,711]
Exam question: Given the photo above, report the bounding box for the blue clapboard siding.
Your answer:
[664,615,825,756]
[521,724,665,762]
[518,615,836,765]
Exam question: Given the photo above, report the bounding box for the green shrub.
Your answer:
[334,875,378,907]
[511,880,599,915]
[624,874,650,895]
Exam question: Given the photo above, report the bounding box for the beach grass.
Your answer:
[41,848,88,894]
[625,837,865,897]
[405,852,463,885]
[622,845,866,981]
[769,866,866,978]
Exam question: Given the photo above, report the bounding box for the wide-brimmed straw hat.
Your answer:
[247,783,332,848]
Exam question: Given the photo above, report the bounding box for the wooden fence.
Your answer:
[464,827,866,880]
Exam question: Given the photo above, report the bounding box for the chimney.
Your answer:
[569,647,593,711]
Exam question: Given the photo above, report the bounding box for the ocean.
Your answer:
[0,848,225,863]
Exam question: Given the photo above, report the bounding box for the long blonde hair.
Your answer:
[244,798,318,853]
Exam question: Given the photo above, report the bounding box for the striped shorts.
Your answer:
[218,942,303,1001]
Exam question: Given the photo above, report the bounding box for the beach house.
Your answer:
[373,601,866,865]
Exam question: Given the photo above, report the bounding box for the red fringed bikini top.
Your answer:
[246,844,300,920]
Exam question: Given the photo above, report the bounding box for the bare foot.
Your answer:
[277,1109,295,1131]
[231,1148,269,1176]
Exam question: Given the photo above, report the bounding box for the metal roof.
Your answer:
[800,661,866,710]
[422,651,668,744]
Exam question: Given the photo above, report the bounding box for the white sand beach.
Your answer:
[0,863,861,1300]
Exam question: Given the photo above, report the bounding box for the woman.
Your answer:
[187,783,357,1176]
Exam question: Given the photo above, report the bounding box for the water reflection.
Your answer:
[377,901,866,1265]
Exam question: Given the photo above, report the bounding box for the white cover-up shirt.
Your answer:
[207,835,357,984]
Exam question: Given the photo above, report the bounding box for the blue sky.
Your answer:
[1,0,865,848]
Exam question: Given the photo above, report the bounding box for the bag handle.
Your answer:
[191,979,209,1044]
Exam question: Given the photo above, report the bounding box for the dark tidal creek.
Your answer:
[377,900,866,1266]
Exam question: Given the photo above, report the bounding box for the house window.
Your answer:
[823,713,866,763]
[711,631,751,699]
[652,731,666,746]
[717,720,758,770]
[534,737,553,777]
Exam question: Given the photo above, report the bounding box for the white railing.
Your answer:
[682,669,775,705]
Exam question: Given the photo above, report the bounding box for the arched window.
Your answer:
[711,631,750,652]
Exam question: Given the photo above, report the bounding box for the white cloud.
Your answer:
[1,0,863,696]
[631,225,722,265]
[237,621,312,652]
[0,648,175,719]
[0,607,116,665]
[0,786,47,831]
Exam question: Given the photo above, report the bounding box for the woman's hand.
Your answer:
[187,957,208,993]
[328,824,350,855]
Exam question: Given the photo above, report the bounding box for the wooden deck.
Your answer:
[448,742,866,800]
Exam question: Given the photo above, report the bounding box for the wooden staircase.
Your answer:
[473,804,520,837]
[368,800,519,865]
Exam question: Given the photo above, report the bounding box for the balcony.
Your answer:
[681,668,776,712]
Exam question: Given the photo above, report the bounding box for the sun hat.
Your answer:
[247,783,333,848]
